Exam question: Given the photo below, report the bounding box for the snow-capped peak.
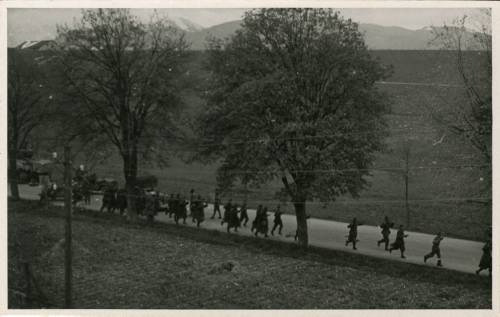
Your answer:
[171,17,204,32]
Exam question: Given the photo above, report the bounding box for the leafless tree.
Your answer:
[56,9,188,220]
[430,10,491,165]
[8,50,51,200]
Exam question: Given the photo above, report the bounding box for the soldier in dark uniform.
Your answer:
[377,216,394,250]
[389,225,409,259]
[145,191,156,224]
[190,196,199,222]
[173,194,187,225]
[211,191,222,219]
[476,231,492,276]
[193,195,207,228]
[191,192,198,223]
[345,217,363,250]
[254,207,269,238]
[179,196,188,225]
[226,204,241,233]
[251,205,263,232]
[271,205,283,236]
[221,199,233,226]
[424,232,444,267]
[100,185,116,213]
[239,202,249,226]
[167,194,176,218]
[82,177,92,205]
[116,188,127,216]
[189,188,195,217]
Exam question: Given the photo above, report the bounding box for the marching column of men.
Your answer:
[346,216,409,259]
[89,184,493,277]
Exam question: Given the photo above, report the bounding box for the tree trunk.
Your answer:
[125,178,137,221]
[293,199,308,248]
[9,148,20,200]
[123,149,138,222]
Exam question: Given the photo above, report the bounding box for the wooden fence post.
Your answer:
[64,146,73,308]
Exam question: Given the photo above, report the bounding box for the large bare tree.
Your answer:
[56,9,188,220]
[8,50,51,200]
[430,10,491,165]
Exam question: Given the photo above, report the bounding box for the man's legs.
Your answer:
[424,250,435,263]
[436,248,442,266]
[271,222,278,235]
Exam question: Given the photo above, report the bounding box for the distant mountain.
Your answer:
[185,20,242,50]
[360,23,439,50]
[185,20,443,50]
[7,14,205,47]
[9,16,462,50]
[173,17,204,32]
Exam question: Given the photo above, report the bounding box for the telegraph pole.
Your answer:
[64,146,73,308]
[404,148,410,229]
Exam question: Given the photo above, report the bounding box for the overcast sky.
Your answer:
[8,7,486,46]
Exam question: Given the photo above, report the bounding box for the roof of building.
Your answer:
[16,40,57,50]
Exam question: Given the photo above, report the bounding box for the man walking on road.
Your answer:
[211,190,222,219]
[167,194,176,218]
[254,206,269,238]
[377,216,394,250]
[389,225,409,259]
[189,188,195,215]
[345,217,362,250]
[239,202,249,226]
[173,194,188,225]
[144,191,157,224]
[424,232,444,267]
[251,205,263,232]
[221,199,233,226]
[476,231,492,276]
[192,194,207,228]
[271,205,283,236]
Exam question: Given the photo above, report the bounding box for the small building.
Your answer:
[16,40,57,51]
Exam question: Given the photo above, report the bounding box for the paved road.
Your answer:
[12,184,488,275]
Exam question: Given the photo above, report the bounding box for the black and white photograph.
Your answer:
[3,0,496,311]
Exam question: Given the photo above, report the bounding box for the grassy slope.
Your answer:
[8,200,491,309]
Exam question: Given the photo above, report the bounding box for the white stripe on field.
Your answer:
[376,81,462,88]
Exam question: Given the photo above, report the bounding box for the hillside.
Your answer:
[10,16,465,51]
[184,20,446,50]
[9,48,491,239]
[185,20,243,49]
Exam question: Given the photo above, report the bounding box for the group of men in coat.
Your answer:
[97,185,493,276]
[346,216,437,262]
[215,198,283,236]
[345,216,492,275]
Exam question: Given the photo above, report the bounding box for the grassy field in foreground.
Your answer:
[8,199,491,309]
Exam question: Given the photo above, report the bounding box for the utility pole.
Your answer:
[64,146,73,308]
[404,147,410,229]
